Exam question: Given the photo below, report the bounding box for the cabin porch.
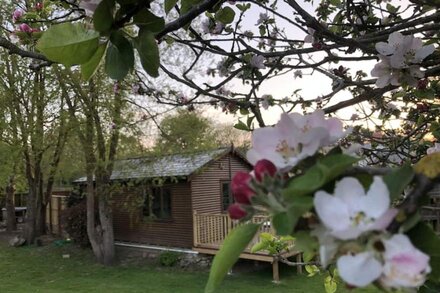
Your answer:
[192,212,302,281]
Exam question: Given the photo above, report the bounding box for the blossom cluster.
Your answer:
[314,176,430,289]
[228,110,431,290]
[371,32,435,88]
[247,109,347,171]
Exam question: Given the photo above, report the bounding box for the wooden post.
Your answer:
[296,253,303,274]
[272,260,280,283]
[193,211,198,247]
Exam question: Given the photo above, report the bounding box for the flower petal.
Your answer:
[337,252,383,287]
[415,44,435,62]
[333,177,365,214]
[363,176,390,219]
[314,191,351,231]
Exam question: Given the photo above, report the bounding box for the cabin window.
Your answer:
[221,181,232,211]
[143,187,172,219]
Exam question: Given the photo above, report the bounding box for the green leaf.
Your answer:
[135,30,160,77]
[81,43,107,80]
[181,0,203,15]
[284,154,358,198]
[36,23,100,66]
[93,0,115,33]
[105,31,134,80]
[407,222,440,281]
[324,275,337,293]
[205,223,260,293]
[215,7,235,24]
[305,264,320,277]
[273,196,313,235]
[293,231,319,256]
[233,120,249,131]
[250,240,269,253]
[383,164,414,201]
[164,0,178,14]
[133,9,165,33]
[258,232,273,241]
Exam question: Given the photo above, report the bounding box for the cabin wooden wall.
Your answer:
[112,181,193,248]
[191,153,252,214]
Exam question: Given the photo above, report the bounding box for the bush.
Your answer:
[158,251,181,267]
[61,201,90,247]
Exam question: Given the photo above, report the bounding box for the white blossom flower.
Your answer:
[381,234,431,289]
[371,56,400,87]
[247,110,347,171]
[211,22,224,35]
[372,32,435,88]
[250,55,266,69]
[427,143,440,155]
[314,176,397,240]
[256,13,270,25]
[201,19,210,34]
[376,32,435,69]
[338,252,383,287]
[79,0,100,16]
[304,27,315,43]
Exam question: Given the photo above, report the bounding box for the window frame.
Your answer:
[142,186,173,221]
[220,180,233,212]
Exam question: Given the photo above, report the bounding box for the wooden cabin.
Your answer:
[74,147,301,280]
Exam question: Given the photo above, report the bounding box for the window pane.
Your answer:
[161,189,171,219]
[221,182,231,211]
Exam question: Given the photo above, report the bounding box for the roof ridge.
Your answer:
[118,146,230,161]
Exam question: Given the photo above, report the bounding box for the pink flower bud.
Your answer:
[12,9,24,22]
[19,23,32,33]
[228,203,247,219]
[231,171,255,204]
[35,2,43,11]
[254,159,277,182]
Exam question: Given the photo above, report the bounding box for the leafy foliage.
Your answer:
[205,223,260,293]
[158,251,181,267]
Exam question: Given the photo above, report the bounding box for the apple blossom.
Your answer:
[35,2,44,11]
[247,110,347,171]
[375,32,435,69]
[314,176,397,240]
[304,27,315,43]
[337,252,383,287]
[79,0,100,16]
[250,55,266,69]
[256,13,270,25]
[427,143,440,155]
[231,171,255,204]
[18,23,33,33]
[372,32,435,87]
[381,234,431,288]
[253,159,277,182]
[211,22,224,35]
[228,203,247,219]
[12,8,24,22]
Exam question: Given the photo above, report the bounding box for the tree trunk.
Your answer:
[24,185,36,244]
[5,176,16,232]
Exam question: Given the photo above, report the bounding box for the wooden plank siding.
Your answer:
[111,151,251,249]
[112,181,193,248]
[191,153,252,214]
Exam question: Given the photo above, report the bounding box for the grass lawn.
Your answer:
[0,242,381,293]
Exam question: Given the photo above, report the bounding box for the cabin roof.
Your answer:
[73,147,247,183]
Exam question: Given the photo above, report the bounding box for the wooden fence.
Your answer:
[193,212,274,252]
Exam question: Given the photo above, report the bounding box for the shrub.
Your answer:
[61,201,90,247]
[158,251,181,267]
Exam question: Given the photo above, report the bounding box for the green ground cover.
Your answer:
[0,242,380,293]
